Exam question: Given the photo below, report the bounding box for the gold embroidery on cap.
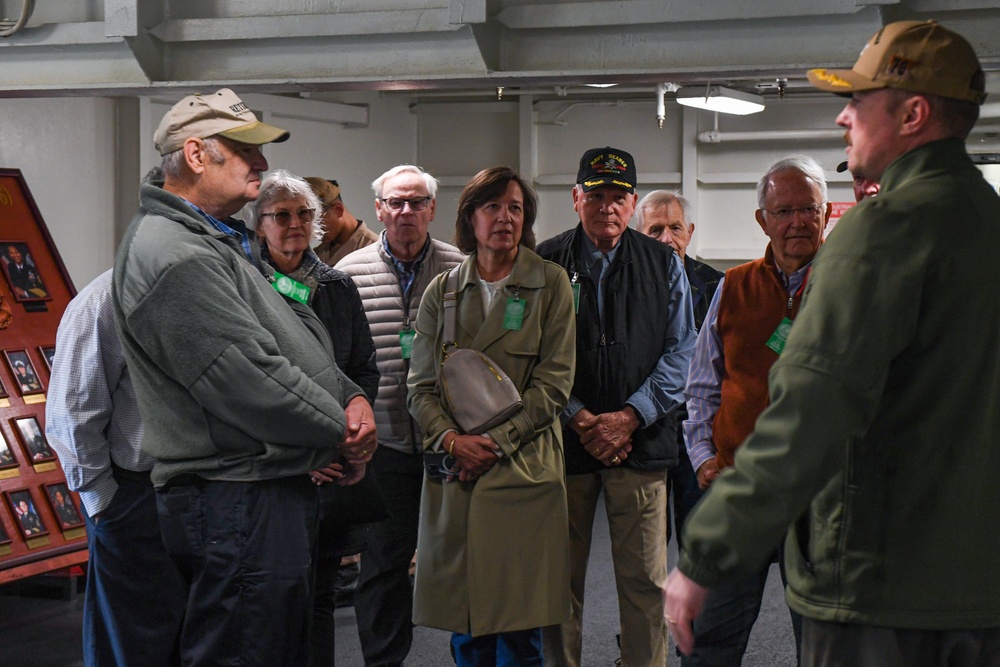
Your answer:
[812,70,852,88]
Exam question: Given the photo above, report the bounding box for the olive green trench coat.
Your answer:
[407,247,576,636]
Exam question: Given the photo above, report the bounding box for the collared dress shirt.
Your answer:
[45,269,149,517]
[683,262,811,473]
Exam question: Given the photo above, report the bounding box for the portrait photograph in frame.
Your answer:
[44,483,84,530]
[0,240,51,303]
[11,415,56,463]
[38,345,55,373]
[4,488,49,539]
[0,429,17,470]
[3,348,44,396]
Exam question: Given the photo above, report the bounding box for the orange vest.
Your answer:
[712,246,805,468]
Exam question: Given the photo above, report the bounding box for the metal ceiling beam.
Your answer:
[106,0,165,82]
[495,0,884,29]
[148,9,462,42]
[0,0,998,98]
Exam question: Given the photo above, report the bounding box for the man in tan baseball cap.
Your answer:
[153,88,291,221]
[807,19,985,185]
[666,20,1000,667]
[112,88,373,665]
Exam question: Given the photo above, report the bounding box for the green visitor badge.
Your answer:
[571,283,581,314]
[765,317,794,355]
[503,297,525,331]
[399,329,415,359]
[271,272,311,304]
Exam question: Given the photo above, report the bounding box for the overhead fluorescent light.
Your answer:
[584,83,618,88]
[675,85,765,115]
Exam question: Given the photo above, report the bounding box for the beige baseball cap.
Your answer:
[154,88,291,156]
[807,20,986,105]
[304,177,342,207]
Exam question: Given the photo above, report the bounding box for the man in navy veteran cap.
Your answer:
[537,148,695,666]
[666,21,1000,667]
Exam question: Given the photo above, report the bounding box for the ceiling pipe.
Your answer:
[698,129,843,143]
[0,0,35,38]
[655,83,668,129]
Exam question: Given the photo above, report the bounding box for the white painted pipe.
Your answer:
[698,129,843,143]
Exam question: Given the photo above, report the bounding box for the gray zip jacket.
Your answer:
[113,183,363,487]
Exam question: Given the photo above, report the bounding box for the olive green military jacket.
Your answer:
[680,139,1000,629]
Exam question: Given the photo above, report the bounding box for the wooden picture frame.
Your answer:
[4,488,49,539]
[43,483,83,530]
[10,416,56,464]
[0,515,10,546]
[38,345,55,373]
[0,430,17,471]
[0,371,8,400]
[2,349,44,396]
[0,240,52,303]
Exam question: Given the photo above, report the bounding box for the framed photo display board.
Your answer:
[0,169,86,578]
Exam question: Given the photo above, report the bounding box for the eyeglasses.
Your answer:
[260,208,315,225]
[379,196,432,212]
[761,204,825,222]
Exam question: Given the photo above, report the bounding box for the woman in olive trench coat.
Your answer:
[407,167,576,665]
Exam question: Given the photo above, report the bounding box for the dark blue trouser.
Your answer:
[682,549,802,667]
[82,467,185,667]
[156,475,319,667]
[452,628,544,667]
[355,447,423,666]
[667,442,704,549]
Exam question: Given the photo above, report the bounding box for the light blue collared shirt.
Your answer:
[683,260,812,472]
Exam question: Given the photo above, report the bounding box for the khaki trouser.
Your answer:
[543,467,668,667]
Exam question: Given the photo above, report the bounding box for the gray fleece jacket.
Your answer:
[113,183,363,487]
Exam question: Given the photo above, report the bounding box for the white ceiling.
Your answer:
[0,0,998,102]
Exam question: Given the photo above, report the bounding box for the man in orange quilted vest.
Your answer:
[679,155,832,666]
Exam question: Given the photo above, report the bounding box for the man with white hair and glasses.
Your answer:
[336,164,464,666]
[677,155,832,666]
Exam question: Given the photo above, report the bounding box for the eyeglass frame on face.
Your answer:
[259,208,316,225]
[378,196,432,212]
[760,203,826,222]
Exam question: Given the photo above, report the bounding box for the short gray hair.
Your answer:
[371,164,438,199]
[160,136,225,180]
[246,169,324,244]
[756,155,828,209]
[636,190,691,231]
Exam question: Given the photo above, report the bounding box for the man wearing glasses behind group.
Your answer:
[679,155,831,666]
[336,165,463,666]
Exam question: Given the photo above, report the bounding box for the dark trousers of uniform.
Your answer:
[156,476,319,667]
[802,618,1000,667]
[354,446,423,666]
[83,466,186,667]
